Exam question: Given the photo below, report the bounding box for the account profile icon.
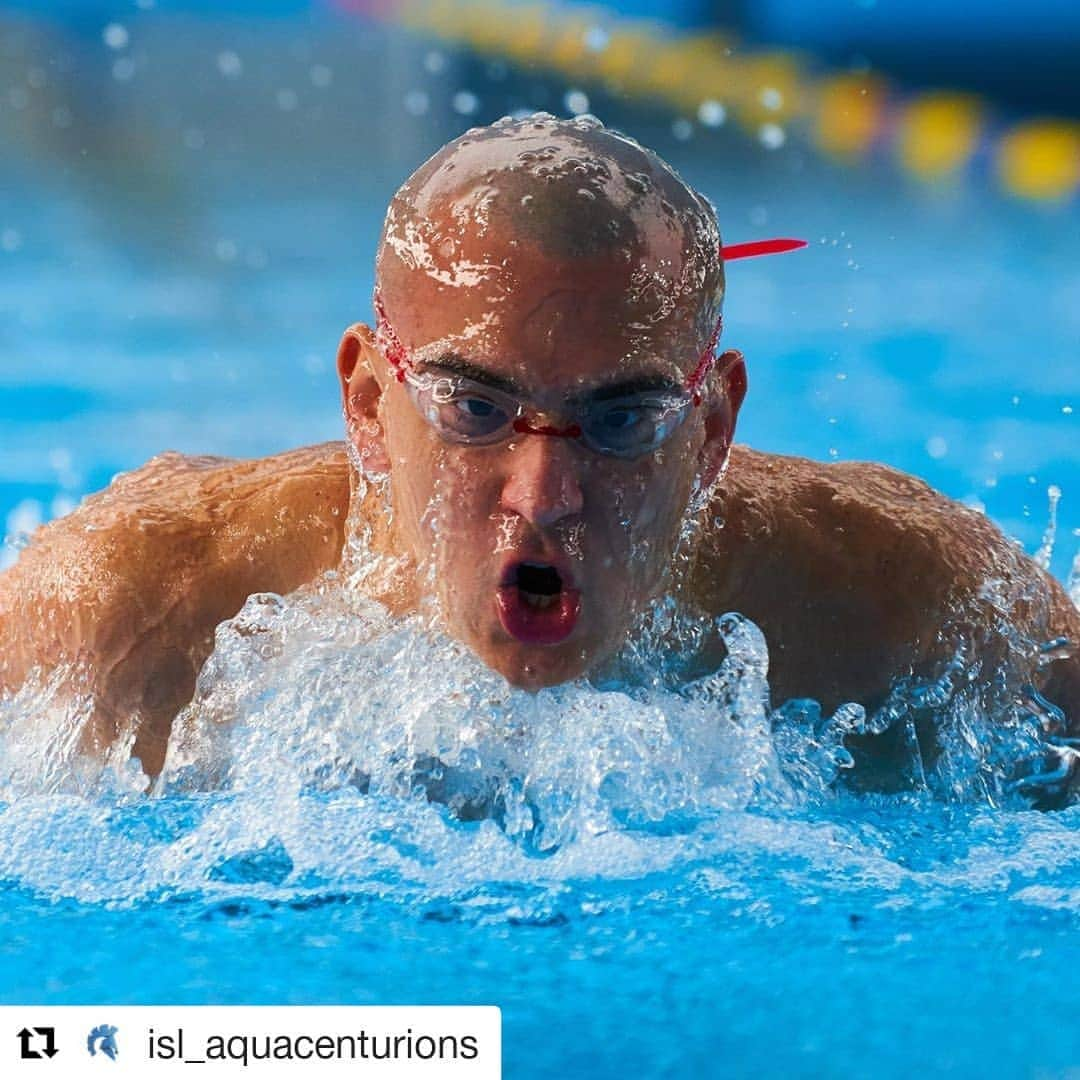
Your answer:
[87,1024,119,1061]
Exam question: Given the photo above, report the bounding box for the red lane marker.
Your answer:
[720,238,808,260]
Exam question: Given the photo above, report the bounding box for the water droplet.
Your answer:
[697,100,726,127]
[671,118,693,141]
[759,87,783,111]
[217,50,242,78]
[583,25,609,52]
[215,238,238,262]
[102,23,129,50]
[112,57,136,82]
[759,123,786,150]
[452,90,479,116]
[925,436,948,460]
[564,89,590,115]
[403,89,429,116]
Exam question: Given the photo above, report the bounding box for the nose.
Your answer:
[499,431,585,529]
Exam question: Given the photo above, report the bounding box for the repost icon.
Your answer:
[17,1026,58,1060]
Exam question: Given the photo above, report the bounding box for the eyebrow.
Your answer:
[416,355,683,402]
[572,374,683,403]
[415,355,525,396]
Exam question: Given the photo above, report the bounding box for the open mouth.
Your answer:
[516,562,563,608]
[495,560,581,646]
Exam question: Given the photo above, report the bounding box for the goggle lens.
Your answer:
[406,375,693,458]
[417,376,513,443]
[579,396,692,456]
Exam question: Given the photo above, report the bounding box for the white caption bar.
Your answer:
[2,1006,500,1079]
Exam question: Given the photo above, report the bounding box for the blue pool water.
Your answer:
[1,11,1079,1078]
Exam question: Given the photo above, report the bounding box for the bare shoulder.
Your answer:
[0,442,351,773]
[1,441,352,663]
[707,444,1036,584]
[691,446,1079,717]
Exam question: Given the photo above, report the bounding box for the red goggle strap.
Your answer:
[512,418,583,438]
[373,288,410,382]
[685,314,723,405]
[720,237,807,260]
[683,237,803,403]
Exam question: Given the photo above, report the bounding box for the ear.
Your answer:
[698,349,747,489]
[337,322,391,476]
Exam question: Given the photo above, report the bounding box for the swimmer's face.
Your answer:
[339,128,742,688]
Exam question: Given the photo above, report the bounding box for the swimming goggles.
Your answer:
[372,237,804,459]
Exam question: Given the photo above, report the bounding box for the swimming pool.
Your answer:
[1,11,1079,1078]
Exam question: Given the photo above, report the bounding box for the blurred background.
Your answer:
[1,0,1077,580]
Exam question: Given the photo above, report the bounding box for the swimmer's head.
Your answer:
[338,113,745,687]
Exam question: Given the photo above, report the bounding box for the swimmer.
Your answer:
[1,115,1077,786]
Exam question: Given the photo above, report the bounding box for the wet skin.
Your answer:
[343,117,732,692]
[343,251,735,692]
[0,434,1075,781]
[1,120,1078,782]
[2,440,1077,781]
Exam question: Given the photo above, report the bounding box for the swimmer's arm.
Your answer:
[0,442,351,776]
[697,447,1079,728]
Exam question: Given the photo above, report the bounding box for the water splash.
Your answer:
[155,586,785,848]
[1034,484,1062,570]
[0,563,1073,911]
[1,460,1076,909]
[1068,539,1080,609]
[0,664,147,802]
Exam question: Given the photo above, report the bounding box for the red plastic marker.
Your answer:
[720,238,807,260]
